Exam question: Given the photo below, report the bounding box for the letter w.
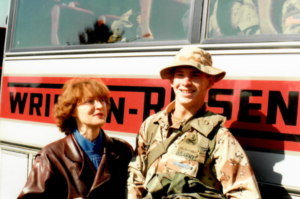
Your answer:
[10,92,28,114]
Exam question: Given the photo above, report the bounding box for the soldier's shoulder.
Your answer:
[215,126,236,144]
[204,110,226,118]
[203,111,227,126]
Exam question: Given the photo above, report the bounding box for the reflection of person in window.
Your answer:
[139,0,153,39]
[282,0,300,34]
[139,0,191,39]
[214,0,261,36]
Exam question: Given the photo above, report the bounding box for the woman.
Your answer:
[18,78,133,199]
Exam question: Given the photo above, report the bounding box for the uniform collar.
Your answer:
[151,101,207,129]
[149,102,226,138]
[151,101,175,123]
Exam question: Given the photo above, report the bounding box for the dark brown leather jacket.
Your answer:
[18,131,133,199]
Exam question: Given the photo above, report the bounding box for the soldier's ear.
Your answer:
[208,76,215,88]
[170,76,174,87]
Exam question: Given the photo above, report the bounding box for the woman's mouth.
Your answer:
[94,113,104,117]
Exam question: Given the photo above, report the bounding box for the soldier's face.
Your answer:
[171,66,214,110]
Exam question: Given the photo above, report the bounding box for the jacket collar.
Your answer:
[63,130,117,162]
[63,130,118,191]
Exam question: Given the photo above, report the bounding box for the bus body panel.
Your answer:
[1,52,300,195]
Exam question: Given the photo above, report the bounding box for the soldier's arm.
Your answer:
[127,120,149,199]
[212,127,261,199]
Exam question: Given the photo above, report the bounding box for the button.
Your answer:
[164,125,168,130]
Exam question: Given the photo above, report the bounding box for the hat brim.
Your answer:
[160,61,226,82]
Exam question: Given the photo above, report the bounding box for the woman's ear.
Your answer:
[71,109,77,118]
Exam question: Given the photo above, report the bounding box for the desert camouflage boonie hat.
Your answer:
[160,47,226,82]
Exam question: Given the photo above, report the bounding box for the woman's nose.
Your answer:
[95,100,103,109]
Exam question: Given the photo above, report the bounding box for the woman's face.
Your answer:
[73,96,107,130]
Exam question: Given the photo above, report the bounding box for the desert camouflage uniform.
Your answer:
[127,101,261,199]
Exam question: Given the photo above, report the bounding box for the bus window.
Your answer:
[11,0,192,49]
[206,0,300,40]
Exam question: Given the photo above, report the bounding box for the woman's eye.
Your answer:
[84,99,93,104]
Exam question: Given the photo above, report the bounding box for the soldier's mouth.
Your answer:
[180,90,195,94]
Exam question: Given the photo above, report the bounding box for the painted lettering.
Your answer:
[143,87,165,120]
[208,89,234,120]
[267,91,299,126]
[29,93,43,116]
[107,97,125,124]
[238,90,262,123]
[45,94,51,117]
[54,94,59,104]
[10,92,28,114]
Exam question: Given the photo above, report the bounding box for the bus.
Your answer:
[0,0,300,198]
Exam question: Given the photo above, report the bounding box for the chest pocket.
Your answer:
[166,130,210,177]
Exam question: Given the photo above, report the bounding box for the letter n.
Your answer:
[267,91,299,126]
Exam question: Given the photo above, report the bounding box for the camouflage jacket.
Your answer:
[127,102,261,199]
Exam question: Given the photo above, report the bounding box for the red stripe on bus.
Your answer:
[1,76,300,152]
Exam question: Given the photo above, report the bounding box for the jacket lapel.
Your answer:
[90,131,117,191]
[64,131,118,193]
[63,134,83,163]
[64,134,91,182]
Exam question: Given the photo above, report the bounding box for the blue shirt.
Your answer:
[74,128,103,171]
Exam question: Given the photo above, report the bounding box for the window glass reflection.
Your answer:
[0,0,9,28]
[207,0,300,38]
[12,0,192,48]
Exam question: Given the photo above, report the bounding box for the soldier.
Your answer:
[127,47,261,199]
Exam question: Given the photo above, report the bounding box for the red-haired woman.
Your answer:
[18,78,133,199]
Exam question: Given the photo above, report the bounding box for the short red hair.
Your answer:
[53,78,110,135]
